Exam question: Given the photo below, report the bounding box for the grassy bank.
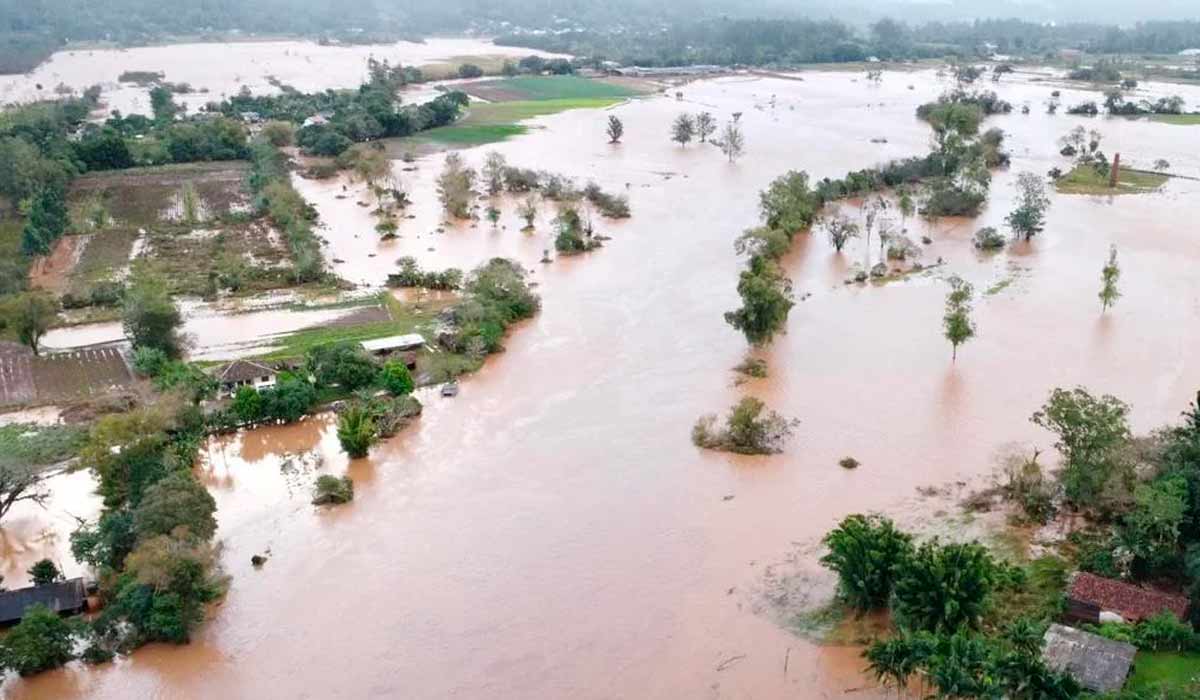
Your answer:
[1055,164,1167,195]
[1150,113,1200,125]
[1127,651,1200,692]
[253,293,451,361]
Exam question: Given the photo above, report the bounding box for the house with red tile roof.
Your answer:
[1065,572,1190,624]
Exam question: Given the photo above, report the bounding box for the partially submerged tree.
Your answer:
[670,113,695,147]
[1099,245,1121,313]
[695,111,716,143]
[1005,172,1051,241]
[482,151,506,196]
[942,275,975,362]
[692,396,798,455]
[5,292,56,356]
[517,196,539,230]
[821,214,860,253]
[436,152,476,219]
[606,115,624,144]
[718,120,745,163]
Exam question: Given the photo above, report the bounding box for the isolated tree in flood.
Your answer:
[1099,245,1121,312]
[821,214,859,253]
[1005,172,1051,241]
[942,275,975,362]
[695,111,716,142]
[606,115,624,144]
[897,188,915,231]
[482,151,506,195]
[718,120,745,163]
[518,196,539,230]
[6,292,56,356]
[436,152,476,219]
[671,113,695,147]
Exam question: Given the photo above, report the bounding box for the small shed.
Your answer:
[1042,623,1136,693]
[361,334,426,356]
[0,578,88,626]
[214,359,278,398]
[1066,572,1190,624]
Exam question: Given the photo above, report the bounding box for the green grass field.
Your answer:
[1055,164,1168,195]
[1150,113,1200,125]
[1127,651,1200,692]
[405,77,639,148]
[416,97,626,146]
[467,76,638,101]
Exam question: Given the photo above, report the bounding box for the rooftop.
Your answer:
[0,578,87,625]
[1068,572,1190,622]
[1042,623,1135,693]
[215,359,277,385]
[361,334,426,353]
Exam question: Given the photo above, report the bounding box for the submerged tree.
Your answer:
[692,396,798,455]
[436,152,476,219]
[1099,245,1121,313]
[723,260,794,346]
[695,111,716,143]
[482,151,507,196]
[1005,172,1051,241]
[518,196,539,230]
[718,120,745,163]
[942,275,975,362]
[671,113,695,147]
[606,115,624,144]
[821,214,860,253]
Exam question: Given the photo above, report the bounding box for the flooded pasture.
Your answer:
[7,65,1200,699]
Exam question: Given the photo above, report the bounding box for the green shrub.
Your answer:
[820,514,913,610]
[379,361,415,397]
[312,475,353,505]
[0,604,76,675]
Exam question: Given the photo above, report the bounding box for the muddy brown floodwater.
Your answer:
[8,68,1200,698]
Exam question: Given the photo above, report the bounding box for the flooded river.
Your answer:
[7,66,1200,698]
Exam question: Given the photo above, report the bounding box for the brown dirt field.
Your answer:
[71,161,251,227]
[29,234,85,294]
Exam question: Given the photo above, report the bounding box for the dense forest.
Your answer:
[500,19,1200,68]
